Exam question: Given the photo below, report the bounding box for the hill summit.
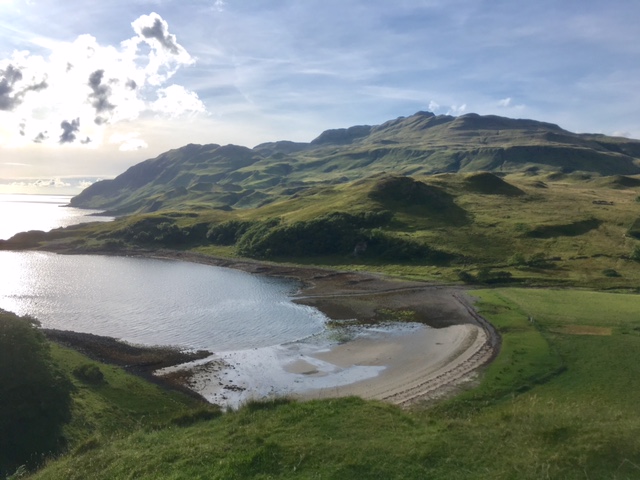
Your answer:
[70,111,640,214]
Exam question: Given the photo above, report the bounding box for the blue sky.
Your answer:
[1,0,639,193]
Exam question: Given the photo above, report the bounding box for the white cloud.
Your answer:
[428,100,440,112]
[447,104,467,115]
[497,97,511,107]
[151,85,206,117]
[77,179,96,189]
[4,176,103,193]
[0,12,204,150]
[612,131,631,138]
[129,13,195,86]
[17,177,72,188]
[109,132,149,151]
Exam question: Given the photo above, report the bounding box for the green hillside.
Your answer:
[23,289,640,479]
[68,111,640,215]
[9,167,640,290]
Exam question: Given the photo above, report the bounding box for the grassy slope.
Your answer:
[14,171,640,290]
[31,289,640,479]
[44,345,203,456]
[205,171,640,288]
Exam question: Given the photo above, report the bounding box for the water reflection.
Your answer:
[0,252,326,351]
[0,194,113,240]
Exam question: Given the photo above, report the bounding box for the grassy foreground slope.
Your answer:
[31,289,640,479]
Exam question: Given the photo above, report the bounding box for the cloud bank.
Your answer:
[0,12,205,151]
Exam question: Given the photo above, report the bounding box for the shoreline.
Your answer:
[44,328,212,402]
[35,247,499,407]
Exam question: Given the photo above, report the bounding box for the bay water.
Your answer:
[0,194,113,241]
[0,195,326,352]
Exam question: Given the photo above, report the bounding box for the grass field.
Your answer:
[24,288,640,479]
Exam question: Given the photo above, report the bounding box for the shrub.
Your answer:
[153,222,190,246]
[364,229,451,263]
[458,269,514,284]
[73,364,105,384]
[234,213,449,263]
[170,407,222,427]
[0,311,73,475]
[526,218,602,239]
[526,252,554,268]
[602,269,621,278]
[236,215,358,258]
[207,220,254,245]
[509,252,526,266]
[457,271,475,283]
[112,217,196,247]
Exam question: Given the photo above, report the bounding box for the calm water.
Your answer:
[0,194,113,240]
[0,251,326,351]
[0,195,326,351]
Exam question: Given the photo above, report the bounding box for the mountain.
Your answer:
[70,111,640,214]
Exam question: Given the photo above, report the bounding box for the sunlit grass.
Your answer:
[29,288,640,479]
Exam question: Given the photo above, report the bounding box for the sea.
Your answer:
[0,194,113,241]
[0,194,326,352]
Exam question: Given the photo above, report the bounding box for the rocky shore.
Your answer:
[44,328,212,401]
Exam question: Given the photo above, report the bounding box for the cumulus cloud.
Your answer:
[138,17,180,55]
[88,69,115,123]
[612,131,631,138]
[6,177,100,190]
[428,100,441,112]
[109,132,149,151]
[0,64,48,111]
[0,12,203,149]
[16,178,72,188]
[496,97,525,111]
[33,132,48,143]
[59,118,80,144]
[77,179,96,189]
[152,85,206,117]
[447,104,467,115]
[129,13,195,86]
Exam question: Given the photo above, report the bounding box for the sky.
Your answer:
[1,0,639,194]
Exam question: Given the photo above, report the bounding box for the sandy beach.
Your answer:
[145,250,500,408]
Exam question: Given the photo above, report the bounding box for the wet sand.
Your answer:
[168,321,490,408]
